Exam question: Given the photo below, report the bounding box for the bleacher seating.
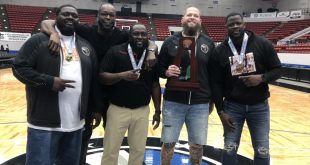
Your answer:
[2,4,310,51]
[44,10,96,25]
[153,17,180,41]
[201,16,226,42]
[6,4,47,33]
[245,21,280,36]
[273,44,287,52]
[79,13,96,25]
[45,9,55,20]
[295,33,310,43]
[266,19,310,43]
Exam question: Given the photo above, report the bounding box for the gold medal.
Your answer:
[66,54,73,62]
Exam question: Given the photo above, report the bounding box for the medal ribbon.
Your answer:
[55,26,75,61]
[128,44,146,70]
[228,33,248,64]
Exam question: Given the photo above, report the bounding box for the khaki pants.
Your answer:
[101,104,150,165]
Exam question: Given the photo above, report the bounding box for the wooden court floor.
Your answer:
[0,68,309,165]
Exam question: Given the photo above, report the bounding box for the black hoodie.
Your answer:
[209,30,282,112]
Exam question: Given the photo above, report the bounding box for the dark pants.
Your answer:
[222,100,270,165]
[79,99,109,165]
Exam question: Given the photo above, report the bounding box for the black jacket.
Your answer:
[210,31,282,112]
[12,32,101,127]
[158,32,215,104]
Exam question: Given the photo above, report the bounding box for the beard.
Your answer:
[182,23,201,36]
[56,22,76,36]
[129,39,149,52]
[229,29,245,45]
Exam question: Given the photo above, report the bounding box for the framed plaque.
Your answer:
[166,37,200,91]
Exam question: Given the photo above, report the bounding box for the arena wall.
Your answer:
[0,0,268,16]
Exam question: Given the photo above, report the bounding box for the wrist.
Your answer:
[155,110,161,115]
[51,32,58,36]
[117,72,123,80]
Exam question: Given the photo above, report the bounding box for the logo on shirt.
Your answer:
[201,44,209,54]
[82,47,90,56]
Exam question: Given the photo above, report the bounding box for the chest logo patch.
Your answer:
[201,44,209,54]
[82,47,90,56]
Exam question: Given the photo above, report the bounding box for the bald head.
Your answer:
[99,3,115,13]
[183,7,201,17]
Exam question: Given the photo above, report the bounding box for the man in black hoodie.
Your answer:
[210,12,282,165]
[158,6,215,165]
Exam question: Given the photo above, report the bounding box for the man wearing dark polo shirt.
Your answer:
[99,23,161,165]
[41,3,157,165]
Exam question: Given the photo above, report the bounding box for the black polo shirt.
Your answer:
[76,24,129,62]
[100,43,159,109]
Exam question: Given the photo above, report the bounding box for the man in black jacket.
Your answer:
[41,4,157,164]
[158,6,215,165]
[12,5,99,165]
[210,12,282,165]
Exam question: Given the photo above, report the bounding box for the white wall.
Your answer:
[0,0,102,10]
[140,0,268,16]
[276,0,310,11]
[278,53,310,65]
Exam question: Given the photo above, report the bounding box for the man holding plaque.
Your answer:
[158,6,215,165]
[209,12,282,165]
[99,23,161,165]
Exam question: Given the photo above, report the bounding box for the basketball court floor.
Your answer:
[0,68,309,164]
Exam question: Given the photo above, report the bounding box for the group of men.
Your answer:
[13,2,281,165]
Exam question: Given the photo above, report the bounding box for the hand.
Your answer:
[239,74,263,87]
[90,112,101,129]
[48,33,61,55]
[119,70,140,81]
[219,112,235,132]
[165,65,180,77]
[52,77,75,91]
[152,112,161,130]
